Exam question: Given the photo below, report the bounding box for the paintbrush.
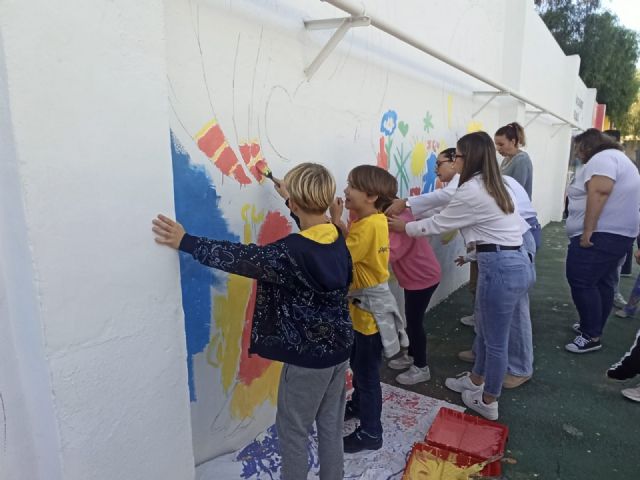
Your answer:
[257,164,280,187]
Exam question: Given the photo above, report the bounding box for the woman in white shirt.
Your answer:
[389,131,533,420]
[565,128,640,353]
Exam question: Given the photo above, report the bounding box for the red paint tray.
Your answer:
[425,407,508,477]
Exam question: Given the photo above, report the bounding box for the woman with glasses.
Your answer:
[385,148,460,218]
[389,131,533,420]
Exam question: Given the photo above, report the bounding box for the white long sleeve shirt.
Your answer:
[504,175,537,220]
[407,174,459,219]
[405,175,529,246]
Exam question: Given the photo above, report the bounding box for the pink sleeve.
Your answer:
[389,211,414,262]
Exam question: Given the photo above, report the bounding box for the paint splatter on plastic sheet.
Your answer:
[196,383,463,480]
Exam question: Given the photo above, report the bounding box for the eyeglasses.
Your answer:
[435,159,454,169]
[454,154,465,159]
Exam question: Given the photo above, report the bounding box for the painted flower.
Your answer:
[380,110,398,136]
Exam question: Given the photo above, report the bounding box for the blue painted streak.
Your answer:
[170,131,239,401]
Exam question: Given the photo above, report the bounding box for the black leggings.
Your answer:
[405,284,439,368]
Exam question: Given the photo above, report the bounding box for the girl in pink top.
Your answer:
[386,207,441,385]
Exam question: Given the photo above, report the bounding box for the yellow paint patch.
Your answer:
[467,121,483,133]
[410,142,428,177]
[230,361,283,419]
[208,274,253,392]
[440,230,459,245]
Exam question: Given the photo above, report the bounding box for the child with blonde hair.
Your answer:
[153,163,353,480]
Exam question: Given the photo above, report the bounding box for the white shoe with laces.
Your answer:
[621,384,640,402]
[444,372,484,393]
[614,293,628,309]
[462,389,499,420]
[388,352,413,370]
[459,314,475,327]
[615,309,630,319]
[396,365,431,385]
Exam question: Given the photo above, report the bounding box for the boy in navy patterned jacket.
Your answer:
[153,163,353,480]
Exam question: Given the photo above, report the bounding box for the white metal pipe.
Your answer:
[321,0,581,129]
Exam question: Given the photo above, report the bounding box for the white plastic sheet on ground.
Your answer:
[197,383,463,480]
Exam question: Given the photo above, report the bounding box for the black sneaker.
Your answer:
[344,401,359,421]
[565,335,601,353]
[343,427,382,453]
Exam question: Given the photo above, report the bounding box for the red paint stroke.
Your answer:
[239,141,270,183]
[196,122,252,185]
[377,136,388,169]
[409,186,421,196]
[236,211,292,385]
[345,369,353,392]
[197,125,225,157]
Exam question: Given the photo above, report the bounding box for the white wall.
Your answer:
[164,0,596,465]
[0,0,597,475]
[0,1,195,479]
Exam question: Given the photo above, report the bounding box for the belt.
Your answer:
[476,243,521,252]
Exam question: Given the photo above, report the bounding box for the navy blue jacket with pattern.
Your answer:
[178,221,353,369]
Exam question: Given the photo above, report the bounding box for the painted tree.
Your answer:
[535,0,640,125]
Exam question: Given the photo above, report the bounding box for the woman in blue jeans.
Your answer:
[389,131,533,420]
[565,129,640,353]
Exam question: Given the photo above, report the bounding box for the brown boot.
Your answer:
[457,350,475,363]
[503,374,531,389]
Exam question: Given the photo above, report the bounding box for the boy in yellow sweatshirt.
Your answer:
[330,165,398,453]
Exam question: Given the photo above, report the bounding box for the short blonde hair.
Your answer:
[284,163,335,214]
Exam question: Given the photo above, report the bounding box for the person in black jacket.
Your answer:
[153,163,353,480]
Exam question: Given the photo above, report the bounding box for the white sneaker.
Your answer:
[621,384,640,402]
[462,389,499,420]
[445,372,483,393]
[614,309,630,319]
[396,365,431,385]
[388,352,413,370]
[460,314,475,327]
[614,293,628,309]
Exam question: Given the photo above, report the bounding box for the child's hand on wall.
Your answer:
[455,255,467,266]
[329,197,344,223]
[152,214,186,249]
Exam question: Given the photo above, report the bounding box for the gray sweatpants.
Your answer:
[276,360,348,480]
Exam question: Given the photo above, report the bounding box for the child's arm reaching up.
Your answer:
[152,214,288,284]
[329,197,348,237]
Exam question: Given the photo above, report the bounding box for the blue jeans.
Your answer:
[472,247,534,397]
[566,232,635,338]
[526,216,542,251]
[350,332,383,437]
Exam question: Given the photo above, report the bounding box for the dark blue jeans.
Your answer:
[566,232,635,338]
[350,331,383,437]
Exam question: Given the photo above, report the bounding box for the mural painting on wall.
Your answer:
[173,121,286,422]
[174,104,474,408]
[377,110,445,199]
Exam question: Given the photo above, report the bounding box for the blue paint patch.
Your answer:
[421,152,438,194]
[235,424,319,479]
[380,110,398,136]
[171,131,239,401]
